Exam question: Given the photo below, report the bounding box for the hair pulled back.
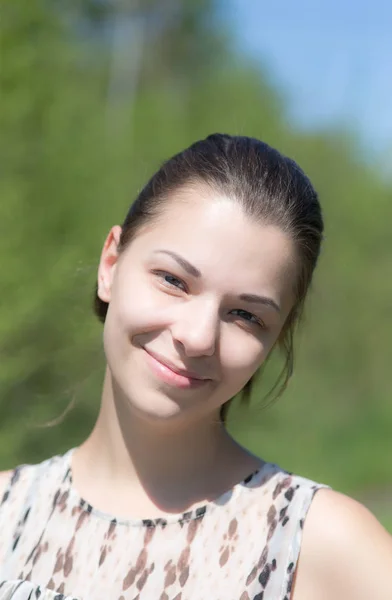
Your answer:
[94,134,324,420]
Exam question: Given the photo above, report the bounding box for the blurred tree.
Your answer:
[0,0,239,464]
[0,0,391,524]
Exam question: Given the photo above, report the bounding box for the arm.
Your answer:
[292,488,392,600]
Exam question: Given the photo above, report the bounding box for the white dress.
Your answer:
[0,451,327,599]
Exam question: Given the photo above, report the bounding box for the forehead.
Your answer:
[127,189,297,307]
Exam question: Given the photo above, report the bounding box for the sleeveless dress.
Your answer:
[0,450,328,600]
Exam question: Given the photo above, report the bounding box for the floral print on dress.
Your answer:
[0,451,327,600]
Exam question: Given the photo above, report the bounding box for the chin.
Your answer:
[114,377,199,422]
[129,396,203,427]
[108,355,221,425]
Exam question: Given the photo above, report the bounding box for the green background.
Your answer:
[1,1,391,531]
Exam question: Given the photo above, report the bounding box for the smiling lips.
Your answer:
[143,349,210,389]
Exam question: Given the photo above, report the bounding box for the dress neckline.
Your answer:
[61,448,273,528]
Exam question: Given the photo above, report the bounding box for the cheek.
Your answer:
[106,276,175,346]
[219,322,283,386]
[220,331,266,383]
[110,272,153,324]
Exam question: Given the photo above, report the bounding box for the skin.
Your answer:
[1,185,391,598]
[72,188,296,517]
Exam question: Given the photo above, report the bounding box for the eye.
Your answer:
[231,309,265,328]
[155,271,187,292]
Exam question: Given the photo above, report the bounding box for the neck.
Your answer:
[73,368,259,517]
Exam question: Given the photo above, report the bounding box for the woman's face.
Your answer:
[98,187,297,425]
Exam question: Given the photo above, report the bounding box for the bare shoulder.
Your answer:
[292,488,392,600]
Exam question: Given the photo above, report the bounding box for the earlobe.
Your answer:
[97,278,111,303]
[97,226,122,303]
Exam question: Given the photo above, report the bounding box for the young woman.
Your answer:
[0,134,391,600]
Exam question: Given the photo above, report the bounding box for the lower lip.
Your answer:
[144,351,208,389]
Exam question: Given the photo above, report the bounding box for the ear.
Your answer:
[97,225,122,303]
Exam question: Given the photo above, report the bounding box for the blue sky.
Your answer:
[225,0,392,157]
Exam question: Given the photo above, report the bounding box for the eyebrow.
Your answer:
[239,294,281,314]
[153,250,201,278]
[153,249,281,313]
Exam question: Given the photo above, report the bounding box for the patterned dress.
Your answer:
[0,451,327,600]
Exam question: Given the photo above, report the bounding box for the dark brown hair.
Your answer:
[94,134,324,419]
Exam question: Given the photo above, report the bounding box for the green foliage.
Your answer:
[0,0,391,525]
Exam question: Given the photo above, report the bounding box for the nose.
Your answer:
[170,299,219,358]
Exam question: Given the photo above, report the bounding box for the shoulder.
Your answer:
[0,452,68,506]
[292,488,392,600]
[0,466,27,508]
[0,470,12,500]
